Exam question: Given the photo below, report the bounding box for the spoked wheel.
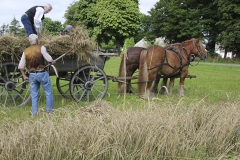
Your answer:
[56,72,73,98]
[70,65,108,102]
[0,62,31,107]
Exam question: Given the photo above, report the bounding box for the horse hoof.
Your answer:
[127,88,135,94]
[178,93,185,96]
[139,92,154,100]
[139,93,149,99]
[151,88,158,94]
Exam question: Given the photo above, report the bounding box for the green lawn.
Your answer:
[1,56,240,118]
[1,56,240,159]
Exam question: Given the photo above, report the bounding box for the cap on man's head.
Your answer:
[28,34,38,44]
[65,25,73,32]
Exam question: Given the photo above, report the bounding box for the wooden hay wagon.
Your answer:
[0,26,113,107]
[0,51,110,107]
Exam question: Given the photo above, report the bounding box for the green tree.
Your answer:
[64,0,98,37]
[93,0,140,54]
[64,0,140,55]
[9,17,21,35]
[133,13,150,44]
[145,0,204,44]
[142,0,220,56]
[122,37,135,54]
[198,0,219,54]
[19,28,27,37]
[0,24,9,36]
[215,0,240,57]
[42,18,63,35]
[100,40,116,51]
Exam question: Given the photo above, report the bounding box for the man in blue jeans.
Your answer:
[18,34,55,116]
[21,4,52,37]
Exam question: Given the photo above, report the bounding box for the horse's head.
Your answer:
[192,38,207,60]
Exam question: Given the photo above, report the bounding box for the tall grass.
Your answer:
[1,56,240,159]
[0,100,240,159]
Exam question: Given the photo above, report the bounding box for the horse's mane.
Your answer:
[167,42,181,47]
[166,39,198,51]
[146,45,158,50]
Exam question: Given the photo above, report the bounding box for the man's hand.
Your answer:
[20,69,29,83]
[51,60,56,64]
[24,76,29,83]
[38,29,42,38]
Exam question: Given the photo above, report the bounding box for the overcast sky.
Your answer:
[0,0,158,27]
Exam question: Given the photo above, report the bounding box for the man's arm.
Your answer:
[18,53,29,82]
[19,69,29,82]
[34,7,44,37]
[41,46,55,64]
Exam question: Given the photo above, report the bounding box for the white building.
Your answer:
[134,37,166,48]
[215,44,232,58]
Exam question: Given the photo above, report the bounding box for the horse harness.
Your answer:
[148,45,191,78]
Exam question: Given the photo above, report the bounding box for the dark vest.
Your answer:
[24,44,45,72]
[25,6,45,24]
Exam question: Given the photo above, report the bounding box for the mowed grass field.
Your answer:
[104,57,240,104]
[1,56,240,159]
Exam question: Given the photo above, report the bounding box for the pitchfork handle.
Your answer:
[44,49,73,68]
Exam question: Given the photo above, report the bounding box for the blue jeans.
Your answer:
[29,71,54,116]
[21,15,37,37]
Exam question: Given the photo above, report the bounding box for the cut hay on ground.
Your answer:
[1,100,240,159]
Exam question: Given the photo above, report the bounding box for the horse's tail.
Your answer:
[138,50,150,98]
[118,52,127,94]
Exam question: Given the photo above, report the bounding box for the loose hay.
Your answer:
[0,25,96,64]
[0,34,29,62]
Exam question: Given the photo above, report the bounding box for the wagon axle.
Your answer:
[4,81,16,91]
[84,81,93,90]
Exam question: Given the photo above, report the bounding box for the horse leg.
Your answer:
[118,53,136,94]
[167,77,175,94]
[178,77,185,96]
[159,77,168,94]
[126,81,134,93]
[151,73,161,93]
[125,67,137,94]
[138,51,149,98]
[138,51,155,99]
[118,53,127,94]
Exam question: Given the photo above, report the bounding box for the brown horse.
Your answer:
[118,47,146,94]
[118,46,176,95]
[138,38,207,99]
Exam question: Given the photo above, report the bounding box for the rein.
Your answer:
[194,41,205,59]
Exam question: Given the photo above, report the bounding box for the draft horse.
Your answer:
[118,46,179,95]
[138,38,207,99]
[118,47,146,94]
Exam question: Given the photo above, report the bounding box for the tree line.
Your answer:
[1,0,239,57]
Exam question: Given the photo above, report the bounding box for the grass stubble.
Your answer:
[0,99,240,159]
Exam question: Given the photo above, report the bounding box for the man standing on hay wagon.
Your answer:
[60,25,74,36]
[18,34,55,117]
[21,4,52,37]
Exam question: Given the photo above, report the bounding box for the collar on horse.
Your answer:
[148,45,191,77]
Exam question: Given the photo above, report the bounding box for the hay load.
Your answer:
[0,25,96,63]
[0,35,29,62]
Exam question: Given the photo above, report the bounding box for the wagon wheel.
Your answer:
[70,65,108,102]
[56,72,73,98]
[0,62,31,107]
